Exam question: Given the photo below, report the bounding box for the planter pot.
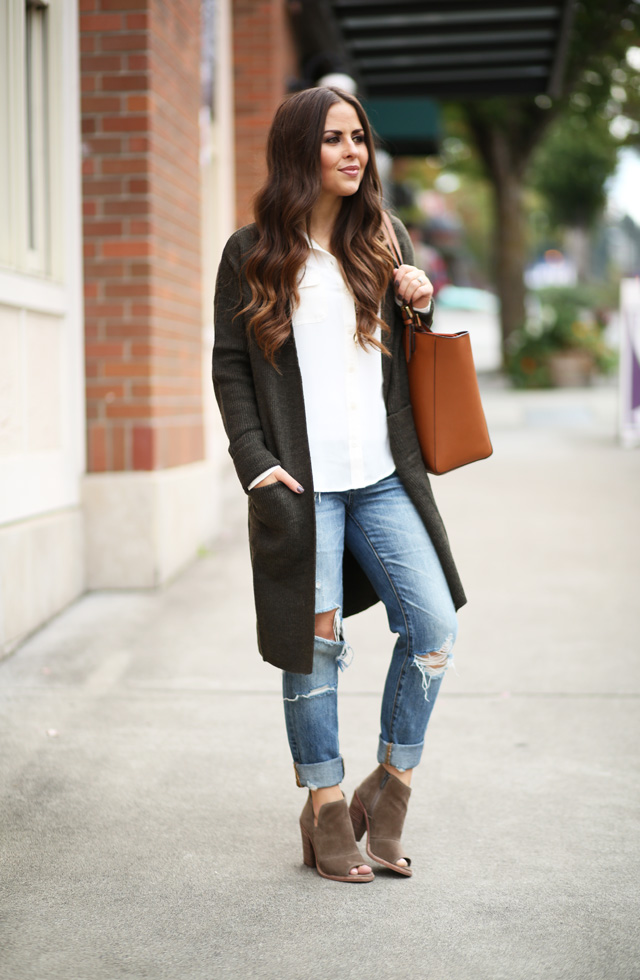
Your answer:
[548,350,594,388]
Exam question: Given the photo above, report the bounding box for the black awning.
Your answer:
[292,0,575,100]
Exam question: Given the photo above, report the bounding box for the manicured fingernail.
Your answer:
[296,486,305,493]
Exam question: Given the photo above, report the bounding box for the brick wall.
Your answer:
[233,1,299,227]
[80,0,203,473]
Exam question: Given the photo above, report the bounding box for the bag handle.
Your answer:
[380,211,425,361]
[381,211,403,268]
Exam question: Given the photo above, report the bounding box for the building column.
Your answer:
[80,0,217,587]
[232,0,298,226]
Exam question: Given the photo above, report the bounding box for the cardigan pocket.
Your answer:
[293,269,325,324]
[248,483,306,580]
[249,481,302,532]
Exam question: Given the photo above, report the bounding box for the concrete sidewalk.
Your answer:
[1,381,639,980]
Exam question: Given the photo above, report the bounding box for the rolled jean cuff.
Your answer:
[377,737,424,772]
[294,755,345,790]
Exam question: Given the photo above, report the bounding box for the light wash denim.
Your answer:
[282,472,457,789]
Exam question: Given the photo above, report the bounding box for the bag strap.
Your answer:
[380,211,423,361]
[381,211,403,268]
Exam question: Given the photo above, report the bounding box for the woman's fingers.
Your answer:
[394,264,433,309]
[254,466,304,493]
[276,467,305,493]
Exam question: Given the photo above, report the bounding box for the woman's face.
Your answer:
[319,101,369,202]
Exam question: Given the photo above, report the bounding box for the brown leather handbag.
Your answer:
[382,212,493,475]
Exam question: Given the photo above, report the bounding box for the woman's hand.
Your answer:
[393,264,433,310]
[253,466,305,494]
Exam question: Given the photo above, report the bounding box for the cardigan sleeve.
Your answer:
[212,234,281,491]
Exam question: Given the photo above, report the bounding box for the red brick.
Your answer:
[81,0,206,473]
[130,342,172,357]
[85,343,125,358]
[111,425,127,470]
[105,403,152,419]
[127,55,149,71]
[132,426,155,470]
[102,241,150,258]
[128,136,149,152]
[86,136,124,154]
[87,425,107,472]
[83,178,124,196]
[127,178,150,193]
[80,13,122,31]
[102,200,149,218]
[126,95,149,112]
[84,261,126,280]
[129,263,153,278]
[84,302,125,319]
[82,54,123,73]
[103,361,153,378]
[126,13,148,29]
[101,32,147,51]
[103,115,149,132]
[129,220,151,235]
[84,221,123,237]
[130,304,153,318]
[101,158,147,175]
[82,96,122,113]
[101,0,146,11]
[105,322,151,338]
[102,74,147,92]
[86,383,126,400]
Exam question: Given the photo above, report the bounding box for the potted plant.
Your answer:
[506,285,617,388]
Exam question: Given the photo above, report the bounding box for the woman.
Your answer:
[212,87,466,883]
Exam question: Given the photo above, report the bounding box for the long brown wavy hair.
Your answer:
[241,87,394,364]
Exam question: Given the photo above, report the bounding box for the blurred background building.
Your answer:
[2,0,638,654]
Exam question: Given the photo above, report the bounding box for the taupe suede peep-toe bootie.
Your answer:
[300,793,375,883]
[349,765,413,876]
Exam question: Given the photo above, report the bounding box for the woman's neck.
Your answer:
[309,194,341,252]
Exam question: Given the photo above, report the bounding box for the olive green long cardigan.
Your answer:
[212,215,466,675]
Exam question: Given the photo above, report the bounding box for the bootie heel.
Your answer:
[299,793,374,883]
[348,793,367,842]
[300,825,316,868]
[350,765,413,877]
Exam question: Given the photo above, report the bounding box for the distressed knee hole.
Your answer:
[313,607,353,672]
[413,633,454,701]
[314,607,341,642]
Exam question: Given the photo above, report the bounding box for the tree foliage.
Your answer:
[528,113,620,229]
[446,0,640,355]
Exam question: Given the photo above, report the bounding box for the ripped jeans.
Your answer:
[282,471,457,789]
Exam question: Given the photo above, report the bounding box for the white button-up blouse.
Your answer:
[248,240,426,492]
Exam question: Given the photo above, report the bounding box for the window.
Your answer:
[0,0,53,276]
[25,0,51,272]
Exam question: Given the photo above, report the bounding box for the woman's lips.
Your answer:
[339,167,360,176]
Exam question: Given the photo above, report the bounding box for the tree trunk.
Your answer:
[486,134,527,363]
[462,102,559,363]
[493,170,527,362]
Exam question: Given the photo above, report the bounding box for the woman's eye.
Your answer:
[354,135,365,143]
